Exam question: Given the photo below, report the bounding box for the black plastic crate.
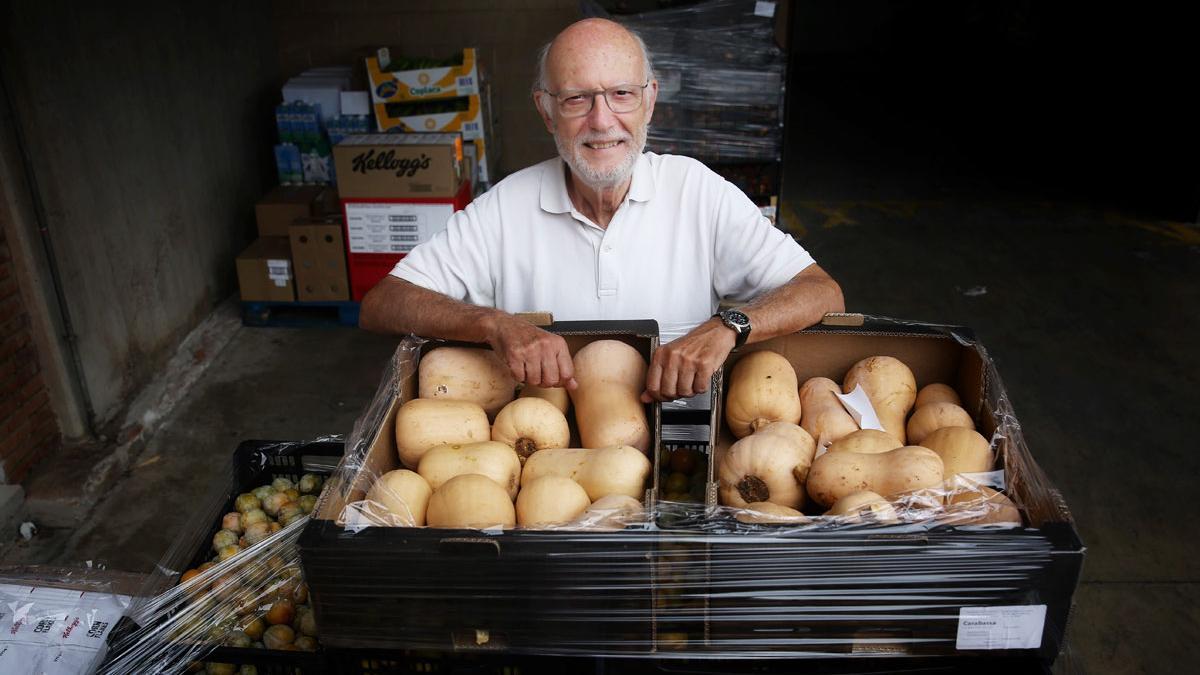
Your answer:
[119,439,345,674]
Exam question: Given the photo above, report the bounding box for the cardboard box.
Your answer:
[366,49,480,103]
[290,218,349,302]
[301,321,662,653]
[255,186,327,238]
[236,237,294,302]
[375,94,487,139]
[333,133,464,199]
[342,179,472,301]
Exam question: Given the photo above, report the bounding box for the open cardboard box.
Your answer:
[300,320,664,653]
[689,315,1083,663]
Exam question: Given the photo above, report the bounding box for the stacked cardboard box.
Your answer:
[236,186,349,303]
[365,49,499,191]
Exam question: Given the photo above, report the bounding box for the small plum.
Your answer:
[262,624,295,650]
[234,493,260,514]
[298,474,323,495]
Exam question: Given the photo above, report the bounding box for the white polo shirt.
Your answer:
[391,152,815,339]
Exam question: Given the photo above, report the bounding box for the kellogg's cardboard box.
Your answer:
[333,133,465,198]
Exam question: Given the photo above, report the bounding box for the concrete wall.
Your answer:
[1,2,281,430]
[272,0,582,175]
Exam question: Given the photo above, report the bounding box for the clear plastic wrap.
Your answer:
[298,316,1080,665]
[97,440,338,674]
[586,0,787,162]
[98,518,315,674]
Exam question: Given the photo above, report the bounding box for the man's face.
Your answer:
[537,32,657,190]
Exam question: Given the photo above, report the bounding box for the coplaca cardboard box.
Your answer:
[255,186,333,238]
[290,218,349,302]
[333,134,464,199]
[365,48,480,103]
[236,237,294,302]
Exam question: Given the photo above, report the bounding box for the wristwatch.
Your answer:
[714,309,751,348]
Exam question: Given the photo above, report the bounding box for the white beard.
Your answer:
[555,123,647,190]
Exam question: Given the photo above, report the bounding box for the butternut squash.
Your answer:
[394,398,490,468]
[364,469,432,526]
[519,384,571,415]
[920,426,994,478]
[569,340,651,453]
[799,377,859,447]
[734,502,809,525]
[724,350,802,438]
[915,383,961,409]
[515,476,591,527]
[825,490,898,523]
[521,446,651,501]
[906,401,975,445]
[572,495,645,530]
[806,445,944,508]
[416,441,522,500]
[842,356,916,443]
[491,397,571,463]
[945,485,1021,525]
[425,474,516,529]
[717,422,815,509]
[827,428,903,455]
[418,346,516,418]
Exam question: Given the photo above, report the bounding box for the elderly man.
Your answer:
[360,18,844,402]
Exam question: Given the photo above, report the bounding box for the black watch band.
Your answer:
[714,309,751,348]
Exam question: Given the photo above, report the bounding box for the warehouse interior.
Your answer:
[0,1,1196,673]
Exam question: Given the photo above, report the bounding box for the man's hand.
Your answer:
[485,314,578,390]
[641,318,736,402]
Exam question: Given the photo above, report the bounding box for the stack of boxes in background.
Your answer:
[240,48,494,312]
[274,67,373,186]
[365,48,499,194]
[236,186,349,303]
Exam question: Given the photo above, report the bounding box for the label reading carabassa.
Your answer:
[956,605,1046,650]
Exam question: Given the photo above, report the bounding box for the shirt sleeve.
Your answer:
[389,196,497,306]
[711,179,815,302]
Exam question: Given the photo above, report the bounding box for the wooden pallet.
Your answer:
[241,300,360,327]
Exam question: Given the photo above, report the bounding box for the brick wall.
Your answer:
[272,0,581,176]
[0,226,60,484]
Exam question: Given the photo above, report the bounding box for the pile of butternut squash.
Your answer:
[369,341,652,530]
[720,350,1021,526]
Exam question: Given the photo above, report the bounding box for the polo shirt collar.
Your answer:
[539,152,656,214]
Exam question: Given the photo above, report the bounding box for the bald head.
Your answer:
[533,19,654,94]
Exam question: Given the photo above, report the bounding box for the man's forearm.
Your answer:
[739,264,846,345]
[359,276,502,342]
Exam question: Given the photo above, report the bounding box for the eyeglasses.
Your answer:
[541,83,650,118]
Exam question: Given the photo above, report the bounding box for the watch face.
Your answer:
[724,310,750,330]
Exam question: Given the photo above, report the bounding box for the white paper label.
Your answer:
[956,605,1046,650]
[754,1,776,17]
[267,259,291,287]
[344,202,454,254]
[835,384,885,431]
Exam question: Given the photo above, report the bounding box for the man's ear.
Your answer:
[533,91,555,133]
[644,79,659,123]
